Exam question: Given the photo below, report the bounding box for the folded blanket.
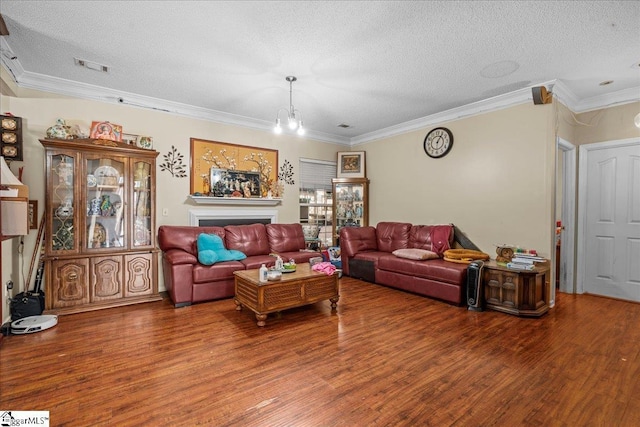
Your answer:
[312,262,337,275]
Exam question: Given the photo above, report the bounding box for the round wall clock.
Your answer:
[423,127,453,158]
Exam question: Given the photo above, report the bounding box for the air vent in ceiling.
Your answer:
[74,58,109,73]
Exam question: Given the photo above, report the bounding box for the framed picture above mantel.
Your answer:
[190,138,278,197]
[210,168,261,198]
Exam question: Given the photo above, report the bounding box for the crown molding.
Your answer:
[0,37,25,82]
[552,79,640,113]
[570,86,640,113]
[0,54,350,146]
[351,79,640,145]
[2,46,637,147]
[12,69,351,145]
[350,82,556,145]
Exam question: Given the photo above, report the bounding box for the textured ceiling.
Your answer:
[1,1,639,144]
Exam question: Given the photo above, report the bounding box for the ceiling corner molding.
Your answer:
[0,38,24,81]
[552,80,639,113]
[550,80,580,110]
[571,86,640,113]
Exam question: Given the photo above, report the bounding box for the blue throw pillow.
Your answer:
[197,233,246,265]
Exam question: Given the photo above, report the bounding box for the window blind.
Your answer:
[299,158,336,191]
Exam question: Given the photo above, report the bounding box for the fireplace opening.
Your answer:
[199,218,271,227]
[189,209,278,227]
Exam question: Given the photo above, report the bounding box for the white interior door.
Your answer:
[581,141,640,301]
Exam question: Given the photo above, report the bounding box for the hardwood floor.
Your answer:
[1,277,639,426]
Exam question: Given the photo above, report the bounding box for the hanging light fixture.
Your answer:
[274,76,305,136]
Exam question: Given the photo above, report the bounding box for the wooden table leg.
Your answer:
[330,296,339,309]
[255,313,267,327]
[234,299,242,311]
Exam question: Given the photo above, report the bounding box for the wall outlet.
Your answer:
[162,208,169,216]
[6,280,13,291]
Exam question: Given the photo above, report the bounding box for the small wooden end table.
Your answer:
[482,260,550,317]
[233,263,339,327]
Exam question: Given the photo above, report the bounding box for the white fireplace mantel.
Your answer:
[187,195,282,206]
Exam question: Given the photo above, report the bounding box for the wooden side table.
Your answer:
[482,260,550,317]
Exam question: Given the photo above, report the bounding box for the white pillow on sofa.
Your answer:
[392,248,439,260]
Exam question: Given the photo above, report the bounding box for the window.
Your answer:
[299,158,336,248]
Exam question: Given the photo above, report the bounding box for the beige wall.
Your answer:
[360,102,557,261]
[575,102,640,145]
[556,102,576,143]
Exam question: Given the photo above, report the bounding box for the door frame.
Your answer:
[576,137,640,294]
[556,137,576,294]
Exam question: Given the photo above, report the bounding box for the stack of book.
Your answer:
[506,252,546,270]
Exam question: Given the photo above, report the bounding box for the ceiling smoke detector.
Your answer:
[74,58,109,73]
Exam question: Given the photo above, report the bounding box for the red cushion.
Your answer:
[224,223,270,257]
[266,223,305,253]
[158,225,225,256]
[376,222,411,252]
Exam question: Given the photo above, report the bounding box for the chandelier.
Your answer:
[274,76,305,136]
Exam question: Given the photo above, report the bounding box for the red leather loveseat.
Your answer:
[340,222,468,305]
[158,223,320,307]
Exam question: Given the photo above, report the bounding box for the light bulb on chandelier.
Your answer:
[274,76,305,136]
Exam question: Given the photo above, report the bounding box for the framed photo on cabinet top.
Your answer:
[121,133,139,145]
[337,151,366,178]
[90,121,122,142]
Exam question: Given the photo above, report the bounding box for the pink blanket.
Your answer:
[312,262,336,275]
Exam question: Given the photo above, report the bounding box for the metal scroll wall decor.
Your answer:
[159,145,187,178]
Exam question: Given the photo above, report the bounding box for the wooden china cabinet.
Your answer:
[331,178,369,246]
[40,138,161,315]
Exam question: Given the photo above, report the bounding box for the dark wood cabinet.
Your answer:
[41,138,161,314]
[482,260,550,317]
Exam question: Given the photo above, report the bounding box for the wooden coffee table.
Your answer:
[233,263,339,327]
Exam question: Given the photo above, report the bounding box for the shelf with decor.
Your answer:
[40,138,161,315]
[188,195,282,206]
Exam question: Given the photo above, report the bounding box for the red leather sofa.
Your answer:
[340,222,468,305]
[158,223,320,307]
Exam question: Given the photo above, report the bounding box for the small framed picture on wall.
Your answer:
[337,151,366,178]
[28,200,38,230]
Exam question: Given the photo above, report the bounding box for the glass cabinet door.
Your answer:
[86,158,125,249]
[332,178,369,246]
[132,160,152,247]
[51,154,77,253]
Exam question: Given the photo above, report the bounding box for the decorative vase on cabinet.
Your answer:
[331,177,369,246]
[40,138,161,315]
